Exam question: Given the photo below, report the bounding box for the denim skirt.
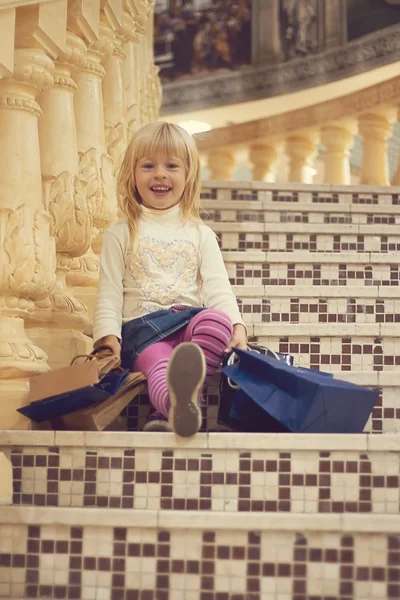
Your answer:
[120,306,205,369]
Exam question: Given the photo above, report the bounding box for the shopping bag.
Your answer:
[58,371,146,431]
[218,344,293,431]
[18,348,127,423]
[220,347,379,433]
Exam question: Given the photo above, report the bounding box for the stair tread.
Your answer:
[1,430,399,451]
[0,505,397,533]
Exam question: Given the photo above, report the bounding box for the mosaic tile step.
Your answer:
[1,432,400,514]
[1,506,399,600]
[236,293,400,326]
[222,252,400,288]
[253,332,400,373]
[214,229,400,254]
[201,199,400,224]
[201,181,400,210]
[233,284,400,298]
[209,221,400,235]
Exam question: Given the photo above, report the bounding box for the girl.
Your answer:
[93,122,247,437]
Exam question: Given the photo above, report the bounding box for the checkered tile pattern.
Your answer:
[3,446,400,514]
[0,523,399,599]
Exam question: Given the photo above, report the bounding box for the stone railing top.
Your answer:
[1,0,56,7]
[194,74,400,150]
[161,23,400,115]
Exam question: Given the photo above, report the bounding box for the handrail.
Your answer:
[0,0,56,7]
[195,75,400,150]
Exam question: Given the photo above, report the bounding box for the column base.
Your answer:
[27,328,93,370]
[69,287,97,322]
[0,453,12,505]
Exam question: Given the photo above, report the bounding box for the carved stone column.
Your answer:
[320,120,355,185]
[249,141,278,181]
[358,110,393,186]
[27,32,93,369]
[0,46,57,427]
[101,20,126,176]
[122,12,142,138]
[68,29,117,317]
[148,64,162,124]
[144,8,161,123]
[136,4,151,126]
[207,148,236,181]
[0,453,12,505]
[138,39,150,125]
[285,132,317,183]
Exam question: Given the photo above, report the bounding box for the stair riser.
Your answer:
[202,206,400,226]
[237,295,400,325]
[1,515,399,600]
[200,185,400,208]
[253,334,399,373]
[2,444,400,515]
[224,259,400,289]
[216,231,400,254]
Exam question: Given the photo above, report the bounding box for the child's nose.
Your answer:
[154,165,167,178]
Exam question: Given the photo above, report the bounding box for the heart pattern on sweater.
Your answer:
[126,236,199,306]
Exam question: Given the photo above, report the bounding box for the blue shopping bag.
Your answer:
[18,369,132,423]
[220,348,378,433]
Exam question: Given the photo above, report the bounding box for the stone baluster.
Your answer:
[320,120,355,185]
[66,4,117,317]
[28,30,93,369]
[138,39,149,125]
[285,131,317,183]
[136,3,151,125]
[101,7,127,177]
[207,148,236,181]
[0,9,57,426]
[358,109,394,186]
[123,0,147,131]
[145,6,162,123]
[122,11,141,138]
[249,141,278,182]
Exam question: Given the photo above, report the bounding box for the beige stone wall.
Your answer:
[0,0,161,429]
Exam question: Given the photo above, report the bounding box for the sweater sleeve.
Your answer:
[92,229,125,344]
[199,225,245,326]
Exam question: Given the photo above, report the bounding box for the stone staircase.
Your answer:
[1,182,400,600]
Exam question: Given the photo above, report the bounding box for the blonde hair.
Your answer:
[118,122,202,245]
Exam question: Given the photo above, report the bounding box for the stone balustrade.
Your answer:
[196,77,400,187]
[0,0,161,430]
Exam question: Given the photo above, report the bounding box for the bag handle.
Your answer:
[70,347,122,372]
[226,345,281,390]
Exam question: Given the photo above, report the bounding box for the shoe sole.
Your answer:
[166,342,205,437]
[143,420,172,433]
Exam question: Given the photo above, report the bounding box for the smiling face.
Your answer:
[134,153,186,210]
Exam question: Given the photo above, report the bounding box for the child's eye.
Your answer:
[167,163,179,169]
[143,163,154,169]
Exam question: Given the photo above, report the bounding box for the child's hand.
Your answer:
[93,335,121,359]
[224,323,247,354]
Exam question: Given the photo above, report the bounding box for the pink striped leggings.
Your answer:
[134,309,233,417]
